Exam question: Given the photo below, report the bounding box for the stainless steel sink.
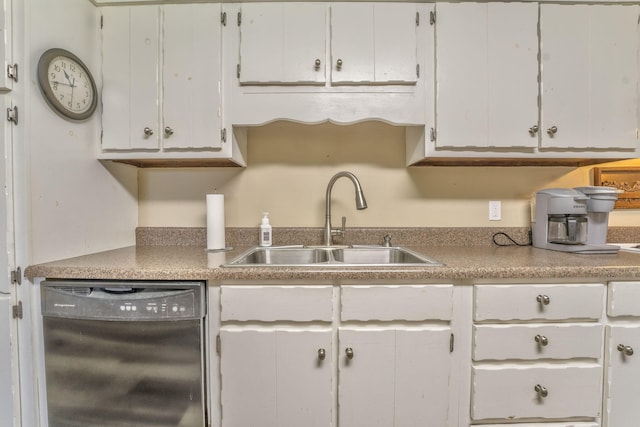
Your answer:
[224,247,331,266]
[223,246,442,267]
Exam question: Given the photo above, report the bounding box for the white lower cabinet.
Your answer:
[338,327,451,427]
[604,282,640,427]
[472,283,605,425]
[218,283,454,427]
[220,328,333,427]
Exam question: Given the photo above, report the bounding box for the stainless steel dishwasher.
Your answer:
[41,280,207,427]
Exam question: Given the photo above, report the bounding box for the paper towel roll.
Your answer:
[207,194,226,250]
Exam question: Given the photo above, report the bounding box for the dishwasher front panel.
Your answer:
[41,281,206,427]
[43,316,205,427]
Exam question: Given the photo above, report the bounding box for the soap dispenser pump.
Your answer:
[259,212,272,247]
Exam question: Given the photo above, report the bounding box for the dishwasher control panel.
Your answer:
[41,281,206,321]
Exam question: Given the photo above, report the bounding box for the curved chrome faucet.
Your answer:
[323,171,367,246]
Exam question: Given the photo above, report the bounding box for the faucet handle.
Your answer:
[383,234,392,247]
[332,216,347,238]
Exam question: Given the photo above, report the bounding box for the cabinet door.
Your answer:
[163,4,222,150]
[102,6,160,151]
[540,4,640,150]
[0,297,16,425]
[331,3,418,85]
[0,0,12,91]
[239,3,326,85]
[605,325,640,427]
[338,327,451,427]
[220,329,332,427]
[435,2,538,149]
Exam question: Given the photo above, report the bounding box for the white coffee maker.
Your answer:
[532,187,619,254]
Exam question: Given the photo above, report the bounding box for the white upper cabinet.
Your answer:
[239,3,326,85]
[330,3,418,85]
[540,4,640,150]
[162,4,222,151]
[237,2,418,86]
[100,4,242,165]
[0,0,13,91]
[102,5,160,151]
[435,2,538,149]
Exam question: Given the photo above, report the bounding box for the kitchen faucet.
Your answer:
[323,171,367,246]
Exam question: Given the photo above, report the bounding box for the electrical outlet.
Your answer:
[489,201,501,221]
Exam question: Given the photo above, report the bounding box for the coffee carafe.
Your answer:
[532,188,618,254]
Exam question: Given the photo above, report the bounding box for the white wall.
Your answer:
[139,121,640,229]
[27,0,137,263]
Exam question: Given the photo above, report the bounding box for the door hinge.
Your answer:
[237,11,242,26]
[12,301,22,320]
[11,267,21,285]
[236,64,241,79]
[221,11,227,26]
[416,12,420,26]
[7,64,17,82]
[430,127,437,142]
[7,106,18,125]
[100,14,104,29]
[216,334,221,355]
[430,10,436,25]
[221,128,227,143]
[416,64,420,78]
[450,333,454,353]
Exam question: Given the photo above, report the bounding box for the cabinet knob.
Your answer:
[318,348,326,361]
[528,125,539,136]
[618,344,634,356]
[534,384,548,398]
[314,59,321,71]
[345,347,354,359]
[546,126,558,136]
[164,126,174,136]
[143,127,154,136]
[535,334,549,347]
[536,294,550,306]
[336,58,343,71]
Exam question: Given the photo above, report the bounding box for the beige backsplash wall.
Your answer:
[138,121,640,228]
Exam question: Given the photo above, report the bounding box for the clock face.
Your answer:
[37,49,98,121]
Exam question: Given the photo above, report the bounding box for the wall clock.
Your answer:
[37,48,98,121]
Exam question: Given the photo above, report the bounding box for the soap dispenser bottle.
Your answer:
[259,212,272,247]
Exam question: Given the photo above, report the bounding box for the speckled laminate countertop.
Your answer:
[24,243,640,282]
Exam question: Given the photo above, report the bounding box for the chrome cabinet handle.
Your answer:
[345,347,354,359]
[535,334,549,346]
[618,344,634,356]
[536,294,550,306]
[547,126,558,136]
[318,348,326,360]
[315,59,321,71]
[143,127,154,136]
[534,384,548,398]
[336,58,343,71]
[164,126,174,136]
[528,125,539,136]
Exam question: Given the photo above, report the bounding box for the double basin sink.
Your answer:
[223,246,443,267]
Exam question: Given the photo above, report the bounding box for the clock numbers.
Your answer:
[47,56,94,114]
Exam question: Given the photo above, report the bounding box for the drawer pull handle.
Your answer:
[318,348,326,360]
[536,294,550,306]
[345,347,354,360]
[143,127,154,136]
[535,335,549,346]
[534,384,548,398]
[618,344,634,356]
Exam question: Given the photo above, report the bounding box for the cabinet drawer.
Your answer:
[473,323,603,361]
[474,284,604,321]
[608,281,640,317]
[471,364,602,420]
[340,284,453,321]
[221,285,333,322]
